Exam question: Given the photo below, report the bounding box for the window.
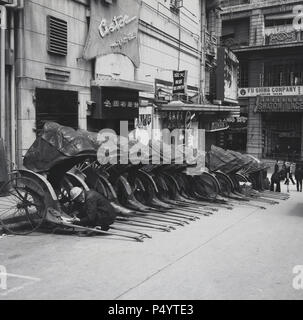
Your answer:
[47,16,68,56]
[263,61,303,86]
[221,18,250,48]
[170,0,183,14]
[265,12,293,27]
[238,61,248,87]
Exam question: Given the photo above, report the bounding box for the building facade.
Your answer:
[221,0,303,160]
[0,0,239,170]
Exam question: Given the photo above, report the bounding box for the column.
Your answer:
[247,97,263,158]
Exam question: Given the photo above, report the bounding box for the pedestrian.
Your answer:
[284,162,295,186]
[69,187,117,232]
[295,165,303,192]
[270,163,281,193]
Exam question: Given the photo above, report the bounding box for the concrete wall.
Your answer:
[17,0,92,166]
[137,0,202,92]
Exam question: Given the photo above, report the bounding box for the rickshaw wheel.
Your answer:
[0,176,46,235]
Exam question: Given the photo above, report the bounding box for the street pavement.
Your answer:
[1,183,303,300]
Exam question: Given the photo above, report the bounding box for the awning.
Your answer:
[91,79,154,92]
[157,101,240,113]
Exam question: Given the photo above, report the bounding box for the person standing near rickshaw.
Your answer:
[270,161,281,193]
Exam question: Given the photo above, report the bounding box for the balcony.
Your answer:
[265,26,303,46]
[220,37,249,50]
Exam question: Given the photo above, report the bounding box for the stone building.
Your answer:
[221,0,303,160]
[0,0,239,169]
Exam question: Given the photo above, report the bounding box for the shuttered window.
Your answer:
[47,16,68,56]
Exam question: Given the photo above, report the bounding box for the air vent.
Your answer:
[47,16,68,56]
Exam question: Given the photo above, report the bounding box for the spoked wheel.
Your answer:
[0,176,46,235]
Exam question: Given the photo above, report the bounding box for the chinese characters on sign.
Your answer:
[173,70,188,95]
[104,99,139,108]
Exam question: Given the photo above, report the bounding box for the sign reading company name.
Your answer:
[239,86,303,98]
[83,0,140,67]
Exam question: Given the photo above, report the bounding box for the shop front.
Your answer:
[255,95,303,161]
[89,78,153,134]
[262,113,301,161]
[156,103,241,154]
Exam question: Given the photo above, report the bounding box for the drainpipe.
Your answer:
[5,0,23,167]
[199,0,206,104]
[9,13,16,168]
[0,6,6,140]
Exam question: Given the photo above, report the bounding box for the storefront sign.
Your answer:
[173,70,188,95]
[255,96,303,113]
[104,99,139,108]
[216,47,239,104]
[206,121,229,132]
[239,86,303,98]
[225,116,247,124]
[98,15,137,38]
[91,86,139,120]
[83,0,140,67]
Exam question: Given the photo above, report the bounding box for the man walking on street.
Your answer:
[284,162,295,186]
[295,165,303,192]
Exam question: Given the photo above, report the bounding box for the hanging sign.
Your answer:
[83,0,141,67]
[173,70,188,95]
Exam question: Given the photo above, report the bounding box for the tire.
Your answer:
[0,176,46,235]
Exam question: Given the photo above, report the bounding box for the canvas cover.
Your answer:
[23,122,97,173]
[207,145,266,174]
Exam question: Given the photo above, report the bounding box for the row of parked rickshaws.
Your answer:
[0,123,289,242]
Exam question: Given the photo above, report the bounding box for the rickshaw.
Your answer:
[0,123,154,241]
[0,123,288,240]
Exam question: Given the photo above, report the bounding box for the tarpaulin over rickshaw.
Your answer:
[207,145,266,174]
[23,122,97,173]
